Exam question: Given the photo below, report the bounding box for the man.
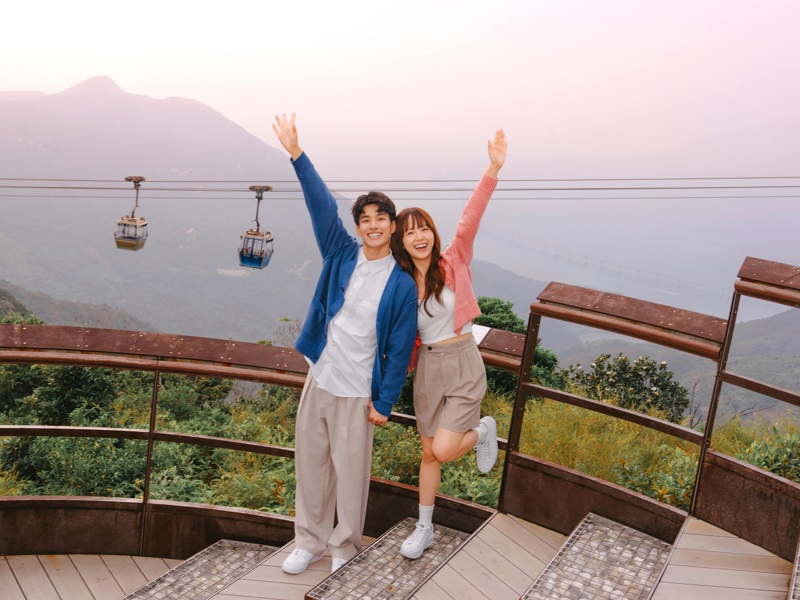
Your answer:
[272,113,418,575]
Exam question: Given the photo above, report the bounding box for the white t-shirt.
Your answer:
[310,248,395,397]
[418,285,473,344]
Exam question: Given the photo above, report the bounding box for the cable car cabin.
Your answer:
[239,229,274,269]
[114,216,148,251]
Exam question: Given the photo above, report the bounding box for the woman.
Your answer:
[391,129,506,559]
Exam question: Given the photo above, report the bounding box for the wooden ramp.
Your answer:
[651,517,792,600]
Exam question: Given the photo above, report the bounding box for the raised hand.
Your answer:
[486,129,506,177]
[272,113,303,160]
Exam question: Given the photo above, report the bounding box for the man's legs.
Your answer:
[293,375,337,558]
[326,394,374,561]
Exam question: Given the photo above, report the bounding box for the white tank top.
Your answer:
[418,285,473,344]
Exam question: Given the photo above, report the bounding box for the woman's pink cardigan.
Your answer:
[439,173,498,335]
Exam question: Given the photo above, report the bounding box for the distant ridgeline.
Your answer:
[0,288,28,316]
[0,280,154,331]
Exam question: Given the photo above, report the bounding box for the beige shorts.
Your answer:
[414,336,487,437]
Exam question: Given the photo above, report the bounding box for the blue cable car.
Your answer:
[239,229,274,268]
[239,185,274,269]
[115,176,148,251]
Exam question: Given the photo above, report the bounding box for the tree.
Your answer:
[565,353,689,423]
[475,297,525,334]
[475,296,566,394]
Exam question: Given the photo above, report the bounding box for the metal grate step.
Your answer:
[523,513,671,600]
[306,517,469,600]
[122,539,279,600]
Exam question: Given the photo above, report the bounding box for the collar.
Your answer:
[357,246,395,273]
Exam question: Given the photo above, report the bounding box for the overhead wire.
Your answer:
[3,174,794,305]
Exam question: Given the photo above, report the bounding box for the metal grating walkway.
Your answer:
[122,539,279,600]
[307,517,469,600]
[523,513,671,600]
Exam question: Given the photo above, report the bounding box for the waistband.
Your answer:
[420,335,478,355]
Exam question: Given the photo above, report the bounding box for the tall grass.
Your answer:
[517,396,698,510]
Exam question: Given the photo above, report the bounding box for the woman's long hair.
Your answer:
[391,207,444,316]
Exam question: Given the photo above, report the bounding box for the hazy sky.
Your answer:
[3,0,799,321]
[4,0,800,180]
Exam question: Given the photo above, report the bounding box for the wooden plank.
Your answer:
[101,554,149,594]
[5,555,59,600]
[0,558,26,600]
[164,558,184,569]
[445,550,518,600]
[660,564,790,591]
[69,555,125,600]
[38,555,94,600]
[683,517,736,537]
[131,556,173,581]
[678,533,776,556]
[505,513,567,550]
[477,522,547,577]
[669,548,791,574]
[429,564,489,600]
[652,582,788,599]
[461,536,533,594]
[412,578,456,600]
[220,577,311,599]
[490,514,563,560]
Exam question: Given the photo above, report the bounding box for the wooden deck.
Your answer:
[1,515,792,599]
[651,517,793,600]
[0,554,183,600]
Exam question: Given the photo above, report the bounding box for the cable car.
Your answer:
[239,229,274,268]
[115,176,148,251]
[238,185,274,269]
[114,216,148,251]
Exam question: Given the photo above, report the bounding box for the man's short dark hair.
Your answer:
[351,191,397,224]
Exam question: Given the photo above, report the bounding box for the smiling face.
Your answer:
[392,207,441,273]
[355,203,396,259]
[402,218,436,262]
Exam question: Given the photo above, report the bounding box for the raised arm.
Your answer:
[272,113,351,257]
[445,129,506,261]
[272,113,304,161]
[484,129,507,178]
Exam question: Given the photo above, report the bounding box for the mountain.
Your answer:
[0,76,286,179]
[0,77,339,342]
[1,77,573,343]
[0,279,153,330]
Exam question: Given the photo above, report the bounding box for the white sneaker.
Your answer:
[400,522,434,559]
[282,548,323,574]
[475,416,498,473]
[331,557,347,573]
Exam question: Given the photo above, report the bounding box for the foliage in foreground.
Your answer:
[2,303,800,517]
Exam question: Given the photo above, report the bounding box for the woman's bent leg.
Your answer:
[431,427,479,464]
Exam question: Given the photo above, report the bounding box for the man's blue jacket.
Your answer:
[291,152,418,417]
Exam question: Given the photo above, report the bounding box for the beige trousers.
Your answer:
[293,374,374,560]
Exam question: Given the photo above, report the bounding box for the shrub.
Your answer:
[564,353,689,423]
